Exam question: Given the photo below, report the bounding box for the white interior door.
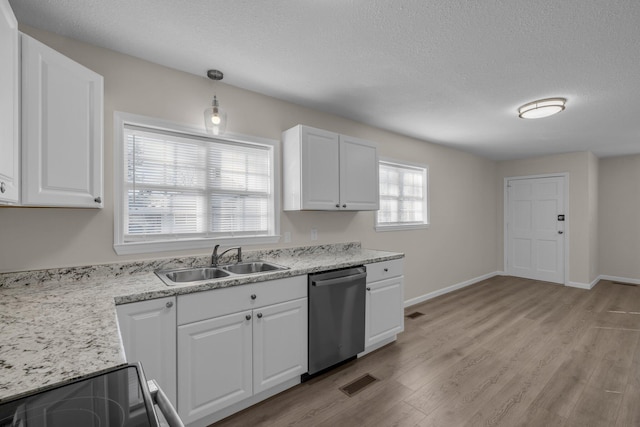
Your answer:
[506,176,565,284]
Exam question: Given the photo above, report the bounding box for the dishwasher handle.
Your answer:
[147,380,184,427]
[311,272,366,287]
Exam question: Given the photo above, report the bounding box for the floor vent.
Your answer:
[613,281,638,287]
[406,311,425,319]
[339,373,379,397]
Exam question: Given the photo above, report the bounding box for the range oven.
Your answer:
[0,363,183,427]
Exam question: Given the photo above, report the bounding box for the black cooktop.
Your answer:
[0,364,159,427]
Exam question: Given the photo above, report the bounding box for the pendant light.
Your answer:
[204,69,227,135]
[518,98,566,119]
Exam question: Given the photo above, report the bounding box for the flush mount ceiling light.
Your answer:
[518,97,566,119]
[204,69,227,135]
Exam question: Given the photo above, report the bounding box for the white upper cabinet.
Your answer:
[282,125,379,211]
[339,134,380,211]
[21,33,104,208]
[0,0,19,204]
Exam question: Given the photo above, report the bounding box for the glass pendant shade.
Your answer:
[204,95,227,135]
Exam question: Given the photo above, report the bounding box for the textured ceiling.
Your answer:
[9,0,640,160]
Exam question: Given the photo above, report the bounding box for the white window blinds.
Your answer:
[124,126,274,242]
[376,160,428,230]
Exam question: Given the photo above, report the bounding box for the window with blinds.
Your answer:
[114,114,278,254]
[376,160,428,231]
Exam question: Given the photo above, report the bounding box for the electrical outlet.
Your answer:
[311,228,318,241]
[284,231,291,243]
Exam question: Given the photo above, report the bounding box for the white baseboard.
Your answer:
[599,275,640,285]
[567,275,602,290]
[404,272,636,308]
[566,281,594,290]
[404,271,500,308]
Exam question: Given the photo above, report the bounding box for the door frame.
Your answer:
[503,173,570,285]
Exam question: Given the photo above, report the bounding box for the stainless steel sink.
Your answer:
[155,260,288,286]
[221,260,289,275]
[155,267,230,286]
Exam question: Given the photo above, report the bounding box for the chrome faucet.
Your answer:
[211,244,242,266]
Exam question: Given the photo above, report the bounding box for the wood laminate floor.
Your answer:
[211,276,640,426]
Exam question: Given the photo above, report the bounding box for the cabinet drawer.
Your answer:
[178,275,307,325]
[365,258,404,283]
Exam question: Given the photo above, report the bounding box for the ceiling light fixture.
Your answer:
[518,97,566,119]
[204,69,227,135]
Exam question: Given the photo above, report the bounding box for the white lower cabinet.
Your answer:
[177,276,307,426]
[363,259,405,353]
[252,298,308,394]
[177,310,253,423]
[116,296,177,407]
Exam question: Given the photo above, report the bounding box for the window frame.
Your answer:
[113,112,280,255]
[375,157,429,232]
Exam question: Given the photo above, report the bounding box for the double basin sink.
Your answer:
[155,261,289,286]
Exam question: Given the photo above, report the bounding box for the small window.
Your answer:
[114,113,279,254]
[375,159,428,231]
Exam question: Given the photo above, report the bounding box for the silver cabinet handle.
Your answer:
[335,204,340,208]
[342,204,346,208]
[0,182,5,193]
[246,314,252,320]
[94,196,102,203]
[558,231,564,234]
[257,313,263,318]
[165,301,173,308]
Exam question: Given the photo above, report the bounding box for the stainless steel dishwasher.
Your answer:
[306,266,367,377]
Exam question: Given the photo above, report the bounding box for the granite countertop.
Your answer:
[0,242,403,402]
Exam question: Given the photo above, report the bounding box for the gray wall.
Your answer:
[599,154,640,281]
[0,26,499,302]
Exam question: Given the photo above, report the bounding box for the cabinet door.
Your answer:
[21,33,104,208]
[178,310,253,425]
[300,126,340,210]
[339,135,379,211]
[0,0,19,204]
[253,298,308,394]
[116,297,177,407]
[365,276,404,348]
